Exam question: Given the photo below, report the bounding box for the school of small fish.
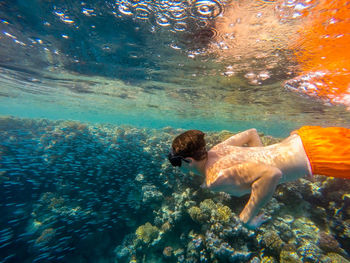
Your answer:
[0,116,180,262]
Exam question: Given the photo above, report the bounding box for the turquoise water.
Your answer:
[0,0,350,262]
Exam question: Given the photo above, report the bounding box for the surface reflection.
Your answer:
[0,0,349,132]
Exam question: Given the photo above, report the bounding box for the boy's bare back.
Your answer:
[203,130,311,227]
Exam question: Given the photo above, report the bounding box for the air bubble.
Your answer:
[113,0,226,34]
[169,6,187,21]
[156,14,171,27]
[191,0,223,19]
[118,4,133,16]
[173,22,187,31]
[170,43,181,50]
[135,4,151,20]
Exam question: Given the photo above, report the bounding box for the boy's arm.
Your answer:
[239,165,282,228]
[219,129,263,147]
[209,162,282,228]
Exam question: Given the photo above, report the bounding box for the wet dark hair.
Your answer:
[170,130,208,162]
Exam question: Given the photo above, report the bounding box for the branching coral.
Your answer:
[188,199,233,224]
[135,222,159,244]
[216,205,232,223]
[188,206,206,223]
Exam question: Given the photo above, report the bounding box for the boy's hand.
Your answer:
[244,213,270,229]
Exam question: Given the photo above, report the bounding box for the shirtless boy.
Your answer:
[168,126,350,229]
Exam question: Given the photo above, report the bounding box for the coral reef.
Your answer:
[0,116,349,263]
[135,223,159,244]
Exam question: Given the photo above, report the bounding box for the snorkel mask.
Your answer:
[168,149,190,167]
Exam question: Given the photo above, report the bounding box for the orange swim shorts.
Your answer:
[294,126,350,178]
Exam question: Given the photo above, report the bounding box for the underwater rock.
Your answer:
[263,197,282,216]
[292,217,320,242]
[297,242,323,263]
[318,231,344,254]
[135,173,145,182]
[141,184,163,208]
[173,248,185,262]
[272,216,294,242]
[324,252,350,263]
[261,256,277,263]
[114,234,135,262]
[250,256,261,263]
[310,206,328,227]
[275,182,306,208]
[279,250,302,263]
[341,194,350,219]
[160,221,171,232]
[205,230,253,262]
[188,206,205,223]
[162,246,173,257]
[259,231,285,255]
[154,188,197,227]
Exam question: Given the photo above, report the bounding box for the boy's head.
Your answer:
[168,130,208,167]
